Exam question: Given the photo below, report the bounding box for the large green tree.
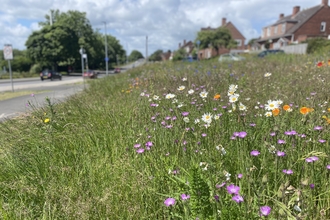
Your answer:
[128,50,144,62]
[195,27,237,55]
[148,49,163,62]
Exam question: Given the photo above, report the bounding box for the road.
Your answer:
[0,59,146,122]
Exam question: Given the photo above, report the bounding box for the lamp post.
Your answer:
[80,47,85,89]
[103,21,109,76]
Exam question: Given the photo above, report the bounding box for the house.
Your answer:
[198,18,246,59]
[160,50,172,61]
[257,0,330,49]
[178,40,194,57]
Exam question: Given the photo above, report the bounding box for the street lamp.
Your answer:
[103,21,109,76]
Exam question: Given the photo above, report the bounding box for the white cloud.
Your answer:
[0,0,323,55]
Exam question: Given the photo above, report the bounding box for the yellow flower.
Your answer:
[328,108,330,112]
[44,118,50,123]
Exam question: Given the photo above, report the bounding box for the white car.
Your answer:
[218,53,245,62]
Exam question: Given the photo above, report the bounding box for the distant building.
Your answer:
[198,18,246,59]
[257,0,330,49]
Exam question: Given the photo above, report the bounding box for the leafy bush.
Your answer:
[305,38,330,54]
[29,63,42,74]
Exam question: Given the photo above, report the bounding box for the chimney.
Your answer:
[292,6,300,17]
[279,13,284,20]
[184,40,186,45]
[322,0,328,5]
[179,43,181,48]
[222,17,227,26]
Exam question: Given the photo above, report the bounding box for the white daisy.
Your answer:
[276,99,283,105]
[229,84,238,91]
[153,95,159,100]
[227,90,236,96]
[265,111,272,117]
[188,89,194,95]
[264,72,272,77]
[178,85,185,91]
[214,115,220,120]
[239,103,247,111]
[229,94,239,103]
[140,92,145,96]
[183,117,189,123]
[201,112,213,124]
[199,90,208,98]
[172,99,178,103]
[194,118,200,124]
[265,100,279,110]
[182,77,187,81]
[165,93,175,99]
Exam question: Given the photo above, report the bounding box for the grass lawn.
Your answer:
[0,54,329,219]
[0,90,50,101]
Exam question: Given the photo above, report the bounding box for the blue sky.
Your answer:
[0,0,325,56]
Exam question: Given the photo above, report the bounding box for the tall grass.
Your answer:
[0,54,329,219]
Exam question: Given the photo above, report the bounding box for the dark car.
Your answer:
[114,68,121,73]
[258,49,285,58]
[40,70,62,81]
[83,70,98,79]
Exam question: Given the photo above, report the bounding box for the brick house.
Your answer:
[198,18,246,59]
[178,40,194,57]
[257,0,330,49]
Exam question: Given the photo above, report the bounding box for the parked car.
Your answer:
[40,70,62,81]
[114,68,121,73]
[218,53,246,62]
[257,49,285,58]
[83,70,98,79]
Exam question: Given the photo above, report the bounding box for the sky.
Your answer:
[0,0,324,56]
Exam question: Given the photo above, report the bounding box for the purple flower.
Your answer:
[314,126,323,130]
[282,169,293,175]
[145,141,153,147]
[277,151,286,157]
[226,184,240,194]
[216,182,226,188]
[237,174,243,179]
[202,133,207,137]
[232,195,244,203]
[238,131,247,138]
[180,194,190,200]
[233,132,240,137]
[214,195,219,202]
[278,139,286,144]
[249,123,256,127]
[319,139,326,143]
[260,206,271,216]
[284,130,297,135]
[305,156,319,163]
[164,198,176,207]
[270,132,276,136]
[134,144,141,148]
[326,165,330,169]
[165,116,171,120]
[136,148,145,154]
[250,150,260,156]
[172,116,177,121]
[182,112,189,116]
[310,184,315,189]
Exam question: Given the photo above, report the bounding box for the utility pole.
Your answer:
[126,42,128,64]
[146,35,148,63]
[103,21,109,76]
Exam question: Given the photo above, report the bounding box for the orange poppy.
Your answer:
[328,60,330,66]
[272,108,280,116]
[300,107,313,115]
[283,105,291,111]
[214,94,221,100]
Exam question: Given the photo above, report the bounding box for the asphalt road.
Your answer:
[0,59,145,122]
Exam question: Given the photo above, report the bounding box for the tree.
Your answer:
[172,48,186,61]
[128,50,144,62]
[195,27,237,55]
[148,49,163,62]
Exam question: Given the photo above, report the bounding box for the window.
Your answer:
[235,39,242,46]
[282,23,286,33]
[267,27,270,36]
[321,22,326,32]
[274,26,278,34]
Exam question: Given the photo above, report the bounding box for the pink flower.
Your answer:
[164,198,176,207]
[260,206,271,216]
